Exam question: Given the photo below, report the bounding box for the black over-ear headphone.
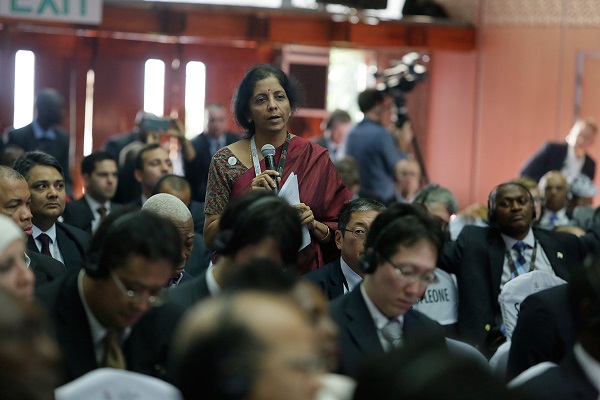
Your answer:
[360,218,404,275]
[85,211,139,279]
[213,195,283,256]
[487,182,536,224]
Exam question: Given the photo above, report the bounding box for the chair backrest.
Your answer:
[412,269,458,325]
[507,361,558,389]
[488,340,511,377]
[55,368,183,400]
[498,271,567,340]
[445,338,489,368]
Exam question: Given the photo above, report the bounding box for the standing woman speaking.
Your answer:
[203,64,351,273]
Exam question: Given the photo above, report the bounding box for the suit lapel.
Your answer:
[344,289,384,358]
[56,224,81,271]
[487,231,506,299]
[329,259,347,298]
[536,231,569,280]
[56,274,98,379]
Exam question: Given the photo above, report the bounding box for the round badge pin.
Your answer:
[227,156,237,166]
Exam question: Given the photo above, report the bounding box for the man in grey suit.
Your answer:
[4,88,72,196]
[330,203,446,378]
[13,151,89,271]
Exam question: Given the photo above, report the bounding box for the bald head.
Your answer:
[539,171,568,212]
[172,291,321,400]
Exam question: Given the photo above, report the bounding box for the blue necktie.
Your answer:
[512,241,528,276]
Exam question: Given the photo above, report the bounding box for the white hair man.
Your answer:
[142,193,194,287]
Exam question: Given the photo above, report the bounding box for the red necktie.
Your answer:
[37,233,52,257]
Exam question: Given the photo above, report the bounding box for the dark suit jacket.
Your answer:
[5,122,72,194]
[27,222,90,271]
[184,132,240,202]
[168,270,211,310]
[516,350,598,400]
[330,286,445,378]
[303,258,348,300]
[35,270,184,385]
[103,130,141,162]
[102,130,142,204]
[62,198,122,235]
[438,226,597,352]
[507,284,574,380]
[520,142,596,182]
[29,250,66,289]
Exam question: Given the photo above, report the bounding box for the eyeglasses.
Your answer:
[383,257,438,285]
[110,270,166,306]
[342,228,368,240]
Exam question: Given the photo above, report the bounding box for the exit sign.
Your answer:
[0,0,103,25]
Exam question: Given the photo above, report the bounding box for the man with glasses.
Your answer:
[330,203,446,378]
[304,198,385,300]
[36,210,185,385]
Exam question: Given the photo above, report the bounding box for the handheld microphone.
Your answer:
[261,144,279,194]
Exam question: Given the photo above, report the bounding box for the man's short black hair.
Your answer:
[338,198,386,231]
[358,89,387,114]
[81,151,117,175]
[12,151,63,180]
[218,191,302,267]
[85,208,183,279]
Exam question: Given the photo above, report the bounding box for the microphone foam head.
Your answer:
[261,144,276,157]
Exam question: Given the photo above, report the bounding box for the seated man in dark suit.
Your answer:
[142,193,195,287]
[63,151,120,235]
[514,255,600,399]
[4,88,73,196]
[153,173,205,234]
[304,198,385,300]
[169,191,302,309]
[520,118,597,183]
[184,103,240,202]
[152,174,211,276]
[130,144,173,208]
[330,203,446,378]
[438,182,600,357]
[36,210,185,385]
[0,166,65,286]
[13,151,90,271]
[506,283,574,380]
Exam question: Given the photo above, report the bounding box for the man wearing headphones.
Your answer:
[330,203,446,378]
[438,182,600,357]
[36,211,185,385]
[169,191,302,309]
[514,255,600,399]
[304,198,386,300]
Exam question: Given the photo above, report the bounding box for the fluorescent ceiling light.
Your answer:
[145,0,282,7]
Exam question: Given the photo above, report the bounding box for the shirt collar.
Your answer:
[339,257,362,292]
[205,263,221,296]
[84,194,110,213]
[32,120,57,140]
[501,228,535,250]
[359,284,404,330]
[574,342,600,394]
[33,223,57,243]
[78,270,132,350]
